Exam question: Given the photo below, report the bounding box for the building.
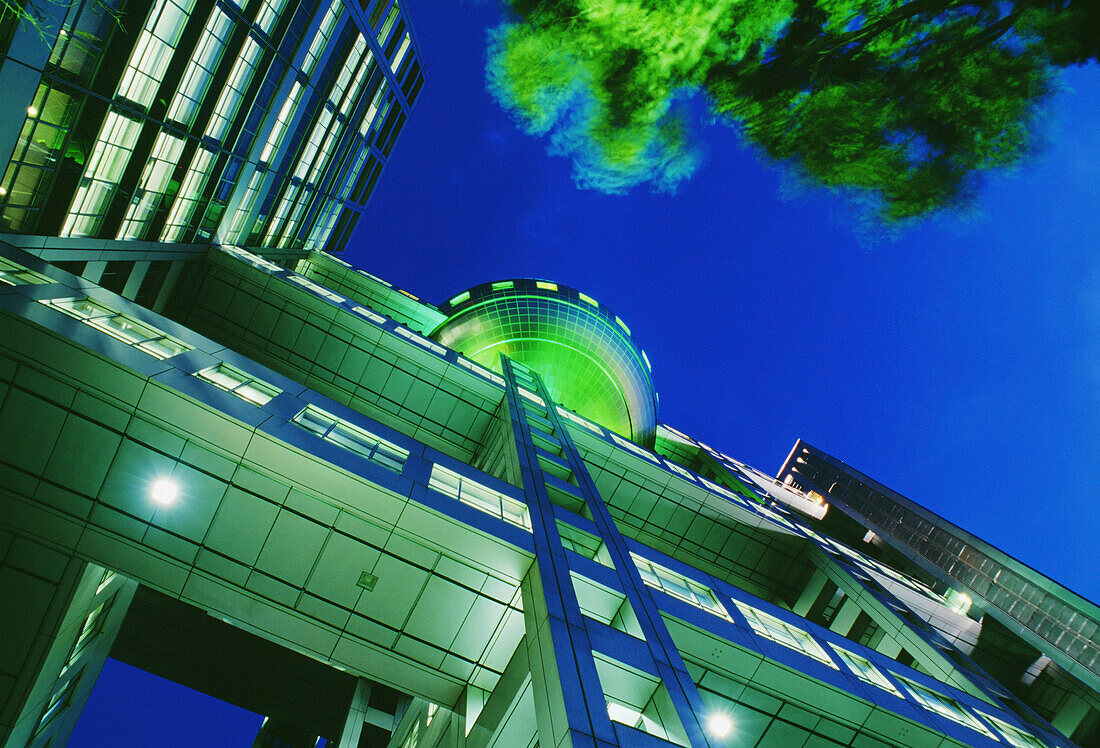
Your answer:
[2,1,1098,746]
[0,0,421,299]
[1,229,1098,746]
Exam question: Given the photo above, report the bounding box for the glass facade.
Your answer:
[0,0,422,253]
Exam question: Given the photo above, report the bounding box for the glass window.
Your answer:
[196,363,280,405]
[394,326,447,355]
[61,110,144,237]
[977,711,1049,748]
[734,601,837,667]
[204,35,263,143]
[292,405,408,472]
[0,257,52,286]
[895,676,996,737]
[633,554,731,620]
[160,146,217,241]
[302,0,343,76]
[287,273,345,303]
[830,644,903,697]
[117,131,186,240]
[428,464,531,531]
[166,7,234,127]
[40,297,192,359]
[116,0,197,109]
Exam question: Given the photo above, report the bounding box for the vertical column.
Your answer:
[1,542,137,748]
[501,358,714,748]
[501,359,620,748]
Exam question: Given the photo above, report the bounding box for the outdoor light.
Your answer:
[706,713,733,739]
[26,106,38,117]
[150,478,178,505]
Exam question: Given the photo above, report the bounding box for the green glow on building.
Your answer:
[431,279,657,446]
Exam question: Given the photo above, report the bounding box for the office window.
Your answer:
[293,405,408,472]
[40,297,192,359]
[205,36,263,143]
[395,326,447,355]
[977,711,1048,748]
[633,554,731,620]
[428,464,531,531]
[0,257,51,286]
[160,146,217,241]
[830,644,903,697]
[166,7,234,127]
[302,0,343,76]
[896,676,996,737]
[260,82,303,164]
[254,0,289,35]
[196,363,280,405]
[734,601,838,667]
[116,0,197,108]
[62,110,144,237]
[287,273,345,303]
[118,131,186,239]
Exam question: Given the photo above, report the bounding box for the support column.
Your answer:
[500,358,714,748]
[1,538,136,748]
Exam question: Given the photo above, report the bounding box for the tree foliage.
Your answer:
[488,0,1098,221]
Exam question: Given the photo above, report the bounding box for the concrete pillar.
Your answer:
[829,598,863,638]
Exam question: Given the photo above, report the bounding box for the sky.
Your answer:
[71,0,1100,743]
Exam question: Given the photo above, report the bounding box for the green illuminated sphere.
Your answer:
[432,280,657,447]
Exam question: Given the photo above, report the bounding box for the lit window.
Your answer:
[62,111,144,237]
[518,387,544,406]
[556,406,603,434]
[615,316,630,335]
[733,601,837,667]
[895,676,996,737]
[287,273,346,303]
[457,357,504,386]
[351,306,387,325]
[254,0,289,35]
[196,363,280,405]
[389,32,410,73]
[632,554,731,620]
[395,326,447,355]
[219,245,283,273]
[449,291,470,306]
[428,464,530,531]
[165,7,233,127]
[205,36,262,142]
[40,297,192,359]
[641,350,651,371]
[117,131,186,239]
[610,432,659,463]
[0,257,51,286]
[830,645,903,697]
[661,458,696,483]
[259,82,303,164]
[977,711,1049,748]
[116,0,197,109]
[293,405,408,472]
[375,1,400,43]
[577,292,598,306]
[491,281,513,291]
[535,281,557,291]
[302,0,343,76]
[160,146,217,241]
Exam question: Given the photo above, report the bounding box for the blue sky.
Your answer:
[72,1,1099,743]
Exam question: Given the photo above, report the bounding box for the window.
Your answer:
[830,645,903,697]
[633,554,731,620]
[610,432,659,463]
[165,7,234,127]
[117,131,186,239]
[734,601,837,667]
[62,110,144,237]
[196,363,280,405]
[556,406,603,434]
[205,36,263,143]
[160,146,217,240]
[977,711,1048,748]
[40,297,192,359]
[457,357,504,386]
[116,0,197,109]
[287,273,345,303]
[896,676,996,737]
[302,0,343,76]
[395,326,447,355]
[260,82,303,164]
[0,257,51,286]
[428,464,531,531]
[293,405,408,472]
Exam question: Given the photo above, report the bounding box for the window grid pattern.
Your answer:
[302,0,343,76]
[292,405,408,472]
[204,35,263,143]
[117,131,186,239]
[734,601,838,667]
[632,554,731,620]
[829,644,904,697]
[0,257,51,286]
[196,363,281,405]
[160,146,217,240]
[428,464,531,531]
[977,711,1049,748]
[116,0,197,109]
[61,110,144,237]
[896,676,996,737]
[40,297,192,359]
[165,7,234,127]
